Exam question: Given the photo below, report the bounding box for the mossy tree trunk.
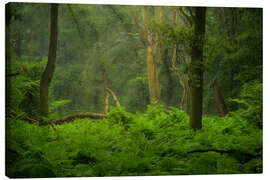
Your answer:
[143,7,162,104]
[189,7,206,130]
[146,39,161,104]
[40,4,58,118]
[130,6,163,105]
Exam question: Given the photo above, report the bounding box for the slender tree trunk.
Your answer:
[40,4,58,118]
[94,89,101,113]
[6,3,12,110]
[220,8,235,97]
[162,49,173,107]
[211,79,228,117]
[17,30,22,59]
[29,19,35,60]
[186,86,191,116]
[41,34,46,58]
[189,7,206,130]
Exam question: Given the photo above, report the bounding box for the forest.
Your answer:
[5,2,262,178]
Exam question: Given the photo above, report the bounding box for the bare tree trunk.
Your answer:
[210,79,228,117]
[189,7,206,130]
[40,4,58,118]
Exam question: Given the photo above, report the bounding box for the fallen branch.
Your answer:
[7,109,107,126]
[106,88,120,107]
[52,113,107,125]
[188,149,234,154]
[6,72,20,77]
[7,109,37,124]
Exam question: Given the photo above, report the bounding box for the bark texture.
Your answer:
[189,7,206,130]
[40,4,58,118]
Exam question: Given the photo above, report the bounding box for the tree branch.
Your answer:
[179,7,193,26]
[106,88,120,107]
[67,4,84,40]
[129,6,147,45]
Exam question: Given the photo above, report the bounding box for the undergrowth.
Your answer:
[6,105,262,178]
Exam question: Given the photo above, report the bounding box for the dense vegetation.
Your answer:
[5,3,262,178]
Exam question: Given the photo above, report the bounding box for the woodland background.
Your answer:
[5,2,262,178]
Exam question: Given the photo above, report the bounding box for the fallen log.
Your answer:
[7,109,107,125]
[52,113,107,125]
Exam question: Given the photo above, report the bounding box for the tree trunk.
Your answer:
[40,4,58,118]
[139,7,162,105]
[146,40,161,104]
[16,30,22,59]
[41,34,46,58]
[162,49,173,107]
[94,89,101,113]
[210,79,228,117]
[186,86,191,116]
[29,19,35,60]
[189,7,206,130]
[5,3,12,110]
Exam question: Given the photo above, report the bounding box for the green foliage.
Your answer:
[107,106,134,125]
[6,106,262,177]
[6,4,262,178]
[230,81,262,128]
[7,58,47,118]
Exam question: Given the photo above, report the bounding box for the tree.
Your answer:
[129,6,163,105]
[210,79,228,117]
[189,7,206,130]
[40,4,58,118]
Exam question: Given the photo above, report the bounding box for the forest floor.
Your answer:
[6,106,262,178]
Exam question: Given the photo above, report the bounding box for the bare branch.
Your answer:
[67,4,84,40]
[106,88,120,107]
[129,6,147,45]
